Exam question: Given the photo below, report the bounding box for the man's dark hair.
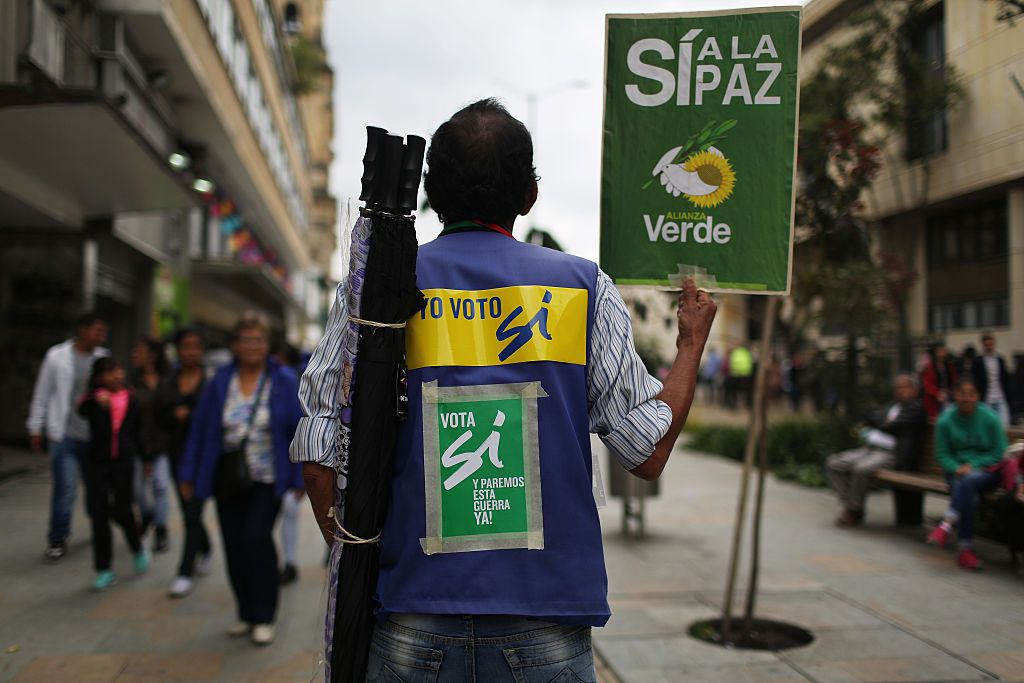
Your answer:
[424,98,539,226]
[955,376,978,392]
[75,313,105,331]
[981,331,994,343]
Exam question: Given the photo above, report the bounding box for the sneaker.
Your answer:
[133,550,151,575]
[168,575,193,598]
[195,552,213,576]
[154,526,169,553]
[251,623,275,646]
[92,570,117,591]
[44,541,67,563]
[278,564,298,585]
[926,523,950,548]
[958,548,983,571]
[226,621,252,638]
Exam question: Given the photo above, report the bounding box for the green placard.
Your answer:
[600,8,801,294]
[438,397,528,537]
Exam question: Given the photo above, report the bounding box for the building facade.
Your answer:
[0,0,336,440]
[803,0,1024,361]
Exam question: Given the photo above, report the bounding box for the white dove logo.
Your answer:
[651,145,737,208]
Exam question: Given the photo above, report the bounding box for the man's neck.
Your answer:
[73,339,93,354]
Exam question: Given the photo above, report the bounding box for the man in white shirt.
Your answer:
[826,374,927,525]
[971,332,1012,426]
[27,314,109,562]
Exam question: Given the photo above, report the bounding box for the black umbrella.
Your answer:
[328,128,425,683]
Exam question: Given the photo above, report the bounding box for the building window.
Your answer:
[284,3,302,34]
[905,2,948,161]
[926,196,1009,332]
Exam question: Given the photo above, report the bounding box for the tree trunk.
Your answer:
[720,296,779,642]
[844,333,859,417]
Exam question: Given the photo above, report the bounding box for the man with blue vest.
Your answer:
[292,99,716,682]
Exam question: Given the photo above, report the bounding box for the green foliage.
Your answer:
[686,417,859,488]
[290,36,327,95]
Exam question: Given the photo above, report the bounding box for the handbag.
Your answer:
[214,370,268,499]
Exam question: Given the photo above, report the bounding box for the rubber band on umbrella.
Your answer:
[327,506,381,545]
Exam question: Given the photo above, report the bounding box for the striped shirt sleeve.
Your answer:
[587,269,673,470]
[289,282,347,467]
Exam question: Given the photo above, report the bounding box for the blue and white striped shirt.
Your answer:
[290,269,672,471]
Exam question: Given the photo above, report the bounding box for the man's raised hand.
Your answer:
[676,277,717,352]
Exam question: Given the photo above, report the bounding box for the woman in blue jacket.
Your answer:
[179,313,304,647]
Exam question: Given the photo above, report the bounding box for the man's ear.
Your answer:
[520,179,539,216]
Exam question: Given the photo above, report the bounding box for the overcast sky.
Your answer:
[322,0,805,277]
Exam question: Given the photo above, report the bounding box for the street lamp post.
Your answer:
[494,79,588,232]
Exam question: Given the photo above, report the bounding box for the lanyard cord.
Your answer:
[440,219,516,239]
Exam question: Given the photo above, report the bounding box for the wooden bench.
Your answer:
[872,424,1024,526]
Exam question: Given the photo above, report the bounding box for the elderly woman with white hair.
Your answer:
[826,373,927,526]
[179,313,304,646]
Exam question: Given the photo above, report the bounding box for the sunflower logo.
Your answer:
[642,120,738,209]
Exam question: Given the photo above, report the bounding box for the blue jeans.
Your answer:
[48,437,89,544]
[135,454,172,527]
[945,469,1001,542]
[367,614,595,683]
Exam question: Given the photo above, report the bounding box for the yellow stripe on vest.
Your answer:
[407,286,588,369]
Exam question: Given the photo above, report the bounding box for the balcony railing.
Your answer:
[15,2,173,158]
[23,0,97,89]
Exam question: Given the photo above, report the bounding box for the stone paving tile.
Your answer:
[701,591,884,631]
[115,651,224,683]
[8,653,129,683]
[802,554,894,576]
[790,656,993,683]
[596,635,778,672]
[913,623,1024,655]
[785,625,954,663]
[968,651,1024,682]
[600,596,718,639]
[608,661,810,683]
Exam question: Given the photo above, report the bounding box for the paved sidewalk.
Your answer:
[1,443,1022,682]
[594,445,1024,683]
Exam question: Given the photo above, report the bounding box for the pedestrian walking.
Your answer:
[130,337,172,551]
[272,343,303,586]
[729,344,754,409]
[161,329,212,598]
[292,99,716,681]
[972,332,1012,426]
[926,377,1008,570]
[278,490,303,585]
[26,313,109,562]
[179,313,304,646]
[921,344,957,419]
[77,357,149,590]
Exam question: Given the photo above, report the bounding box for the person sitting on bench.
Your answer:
[994,442,1024,576]
[827,373,926,526]
[926,377,1008,571]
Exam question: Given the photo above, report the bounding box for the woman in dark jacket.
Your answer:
[131,337,172,551]
[921,345,958,419]
[160,328,211,598]
[78,357,149,590]
[179,313,304,647]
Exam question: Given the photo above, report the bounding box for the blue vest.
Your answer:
[375,230,610,626]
